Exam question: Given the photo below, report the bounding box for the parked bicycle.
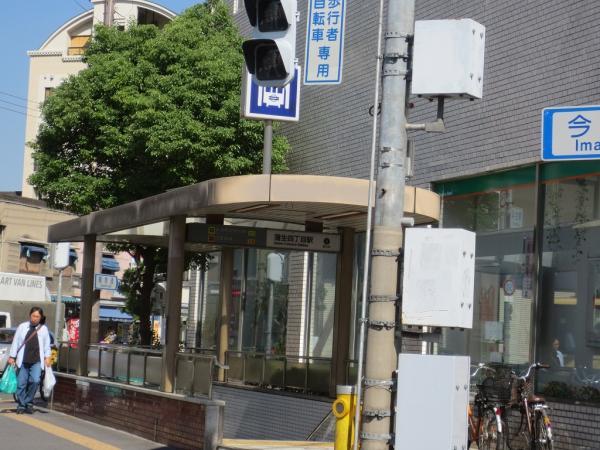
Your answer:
[469,363,509,450]
[508,363,553,450]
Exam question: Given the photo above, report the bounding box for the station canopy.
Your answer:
[48,175,440,249]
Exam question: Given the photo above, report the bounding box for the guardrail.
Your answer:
[56,343,215,398]
[225,351,332,396]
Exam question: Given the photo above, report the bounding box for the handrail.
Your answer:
[56,343,215,398]
[225,350,332,396]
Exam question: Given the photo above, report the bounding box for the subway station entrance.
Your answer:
[47,174,440,446]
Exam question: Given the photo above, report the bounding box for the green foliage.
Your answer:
[31,0,288,214]
[31,1,289,344]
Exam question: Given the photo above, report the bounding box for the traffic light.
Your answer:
[242,0,297,87]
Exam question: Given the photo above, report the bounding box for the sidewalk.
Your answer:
[0,393,174,450]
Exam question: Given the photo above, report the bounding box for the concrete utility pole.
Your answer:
[360,1,415,449]
[104,0,115,26]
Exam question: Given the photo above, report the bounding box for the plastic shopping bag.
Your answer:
[0,365,18,394]
[43,367,56,397]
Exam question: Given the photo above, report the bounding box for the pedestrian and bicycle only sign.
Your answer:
[542,105,600,160]
[241,0,347,123]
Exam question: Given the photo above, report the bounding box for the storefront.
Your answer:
[436,161,600,405]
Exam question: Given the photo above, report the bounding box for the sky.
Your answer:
[0,0,201,192]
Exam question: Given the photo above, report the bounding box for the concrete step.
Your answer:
[219,439,334,450]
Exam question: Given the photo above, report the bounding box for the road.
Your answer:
[0,392,174,450]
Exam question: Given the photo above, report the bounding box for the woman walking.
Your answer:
[7,307,52,414]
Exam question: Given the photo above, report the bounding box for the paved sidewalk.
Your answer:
[0,393,174,450]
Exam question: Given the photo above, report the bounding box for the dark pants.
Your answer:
[16,362,41,410]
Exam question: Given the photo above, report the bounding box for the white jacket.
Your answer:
[9,322,51,368]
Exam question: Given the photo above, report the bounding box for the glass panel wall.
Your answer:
[241,249,290,354]
[308,252,337,357]
[440,184,537,366]
[538,175,600,403]
[199,252,221,350]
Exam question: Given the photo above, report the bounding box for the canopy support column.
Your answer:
[330,227,355,396]
[161,215,186,393]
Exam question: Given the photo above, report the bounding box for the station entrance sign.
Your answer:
[542,105,600,160]
[187,224,340,253]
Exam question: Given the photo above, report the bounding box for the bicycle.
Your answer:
[469,363,509,450]
[509,363,553,450]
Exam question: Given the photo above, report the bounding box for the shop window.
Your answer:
[537,175,600,403]
[19,243,48,274]
[67,35,90,56]
[439,184,536,366]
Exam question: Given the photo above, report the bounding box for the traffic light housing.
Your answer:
[242,0,297,87]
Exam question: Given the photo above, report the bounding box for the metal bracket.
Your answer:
[406,96,447,133]
[368,320,396,330]
[363,409,393,419]
[364,378,395,389]
[383,69,408,77]
[371,249,401,257]
[360,432,393,442]
[369,294,400,303]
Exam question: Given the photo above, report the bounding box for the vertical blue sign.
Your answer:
[304,0,346,85]
[242,67,301,122]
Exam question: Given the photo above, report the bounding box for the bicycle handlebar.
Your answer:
[517,362,549,381]
[471,362,496,378]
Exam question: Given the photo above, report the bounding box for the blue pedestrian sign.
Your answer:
[304,0,346,85]
[241,67,300,123]
[542,105,600,160]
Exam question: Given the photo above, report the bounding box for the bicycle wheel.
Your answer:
[534,409,553,450]
[478,409,507,450]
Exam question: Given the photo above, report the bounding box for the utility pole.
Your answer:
[104,0,115,26]
[360,0,414,449]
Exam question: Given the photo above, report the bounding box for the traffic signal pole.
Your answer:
[360,0,415,448]
[263,119,273,174]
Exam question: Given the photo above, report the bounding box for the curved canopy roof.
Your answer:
[48,174,440,246]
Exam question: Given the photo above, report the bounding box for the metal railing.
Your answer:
[225,351,332,396]
[56,343,215,398]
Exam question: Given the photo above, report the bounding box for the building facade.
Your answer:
[226,0,600,447]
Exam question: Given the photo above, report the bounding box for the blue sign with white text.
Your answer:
[243,67,300,122]
[542,105,600,160]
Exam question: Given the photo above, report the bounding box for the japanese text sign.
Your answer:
[304,0,346,85]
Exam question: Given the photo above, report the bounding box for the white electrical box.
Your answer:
[411,19,486,99]
[402,228,475,328]
[395,354,470,450]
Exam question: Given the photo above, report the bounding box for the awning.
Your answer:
[51,295,80,304]
[21,244,48,257]
[99,307,133,322]
[101,257,120,272]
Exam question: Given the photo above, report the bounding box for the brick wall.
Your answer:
[546,401,600,450]
[52,373,224,450]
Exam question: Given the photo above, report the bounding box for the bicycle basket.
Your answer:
[478,375,513,404]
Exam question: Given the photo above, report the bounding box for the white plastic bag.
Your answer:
[43,367,56,397]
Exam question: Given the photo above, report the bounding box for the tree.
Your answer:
[31,0,289,344]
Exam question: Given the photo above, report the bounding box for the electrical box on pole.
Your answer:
[411,19,486,99]
[242,0,297,87]
[401,228,476,329]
